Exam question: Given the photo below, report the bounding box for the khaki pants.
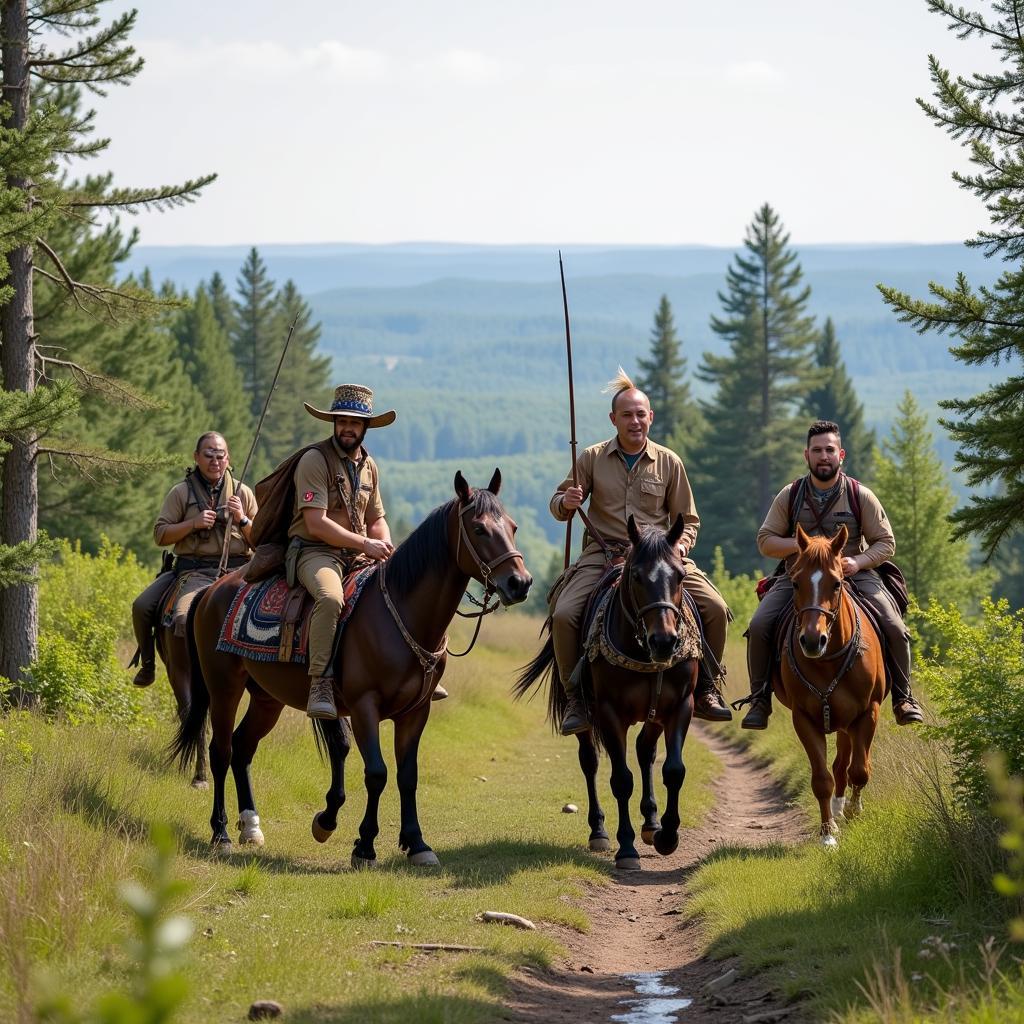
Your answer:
[296,548,347,677]
[550,545,731,689]
[131,568,217,645]
[745,569,912,698]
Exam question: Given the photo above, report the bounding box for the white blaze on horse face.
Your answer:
[809,569,823,608]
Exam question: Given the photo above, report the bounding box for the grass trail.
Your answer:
[0,613,718,1023]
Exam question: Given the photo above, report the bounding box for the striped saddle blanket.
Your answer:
[216,566,376,664]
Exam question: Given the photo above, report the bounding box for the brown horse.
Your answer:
[516,514,699,870]
[775,524,887,846]
[171,470,532,866]
[155,607,209,789]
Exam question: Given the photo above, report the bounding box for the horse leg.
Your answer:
[831,730,853,821]
[653,685,694,857]
[577,731,609,852]
[600,711,640,870]
[230,684,285,847]
[167,632,208,790]
[636,721,663,846]
[846,702,880,820]
[207,679,240,851]
[791,708,839,847]
[312,717,352,843]
[393,702,439,866]
[349,702,387,869]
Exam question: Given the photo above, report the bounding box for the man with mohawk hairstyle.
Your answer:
[548,368,732,734]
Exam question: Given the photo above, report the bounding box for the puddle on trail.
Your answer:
[611,971,693,1024]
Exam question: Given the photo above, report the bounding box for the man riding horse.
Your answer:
[130,431,257,687]
[549,369,733,734]
[739,419,924,730]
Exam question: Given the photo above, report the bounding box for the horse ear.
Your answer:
[830,524,849,556]
[627,514,640,546]
[487,467,501,494]
[454,471,472,505]
[667,513,685,548]
[795,523,811,550]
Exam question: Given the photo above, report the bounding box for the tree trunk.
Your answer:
[0,0,39,704]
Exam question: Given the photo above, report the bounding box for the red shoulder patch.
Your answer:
[303,490,315,502]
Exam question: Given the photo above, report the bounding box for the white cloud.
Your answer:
[725,60,783,82]
[421,48,511,82]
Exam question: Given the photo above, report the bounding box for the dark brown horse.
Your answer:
[153,589,209,790]
[775,524,887,846]
[516,514,699,870]
[171,470,532,866]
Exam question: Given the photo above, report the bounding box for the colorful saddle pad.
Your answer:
[216,566,376,664]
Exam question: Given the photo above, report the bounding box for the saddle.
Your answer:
[216,565,376,664]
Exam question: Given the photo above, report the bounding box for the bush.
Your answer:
[19,537,154,724]
[916,597,1024,810]
[707,545,761,628]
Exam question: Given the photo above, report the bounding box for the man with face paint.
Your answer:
[739,420,924,729]
[290,385,397,720]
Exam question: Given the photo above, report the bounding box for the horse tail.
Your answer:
[168,596,210,773]
[311,717,332,764]
[513,631,568,732]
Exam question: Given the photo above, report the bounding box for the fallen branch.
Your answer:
[369,941,484,952]
[476,911,536,930]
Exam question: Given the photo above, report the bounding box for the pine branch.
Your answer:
[36,441,178,484]
[64,176,217,213]
[34,352,167,411]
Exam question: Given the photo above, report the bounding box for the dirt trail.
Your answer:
[503,725,808,1024]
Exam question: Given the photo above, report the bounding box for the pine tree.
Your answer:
[174,286,253,460]
[207,271,237,336]
[878,0,1024,559]
[803,318,876,481]
[635,295,703,452]
[873,391,993,610]
[0,1,214,692]
[692,204,819,572]
[232,248,278,421]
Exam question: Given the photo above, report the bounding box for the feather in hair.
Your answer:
[602,366,636,395]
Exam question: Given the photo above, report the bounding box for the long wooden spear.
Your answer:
[217,313,299,576]
[559,251,578,570]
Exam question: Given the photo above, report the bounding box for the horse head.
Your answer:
[624,513,687,664]
[453,469,533,606]
[791,523,848,658]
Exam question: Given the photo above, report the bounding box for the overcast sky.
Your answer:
[91,1,990,247]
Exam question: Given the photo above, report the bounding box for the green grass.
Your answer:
[688,635,1024,1022]
[0,613,719,1023]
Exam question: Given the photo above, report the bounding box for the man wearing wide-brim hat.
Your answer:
[290,384,397,719]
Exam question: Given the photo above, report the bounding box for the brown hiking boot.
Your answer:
[132,661,156,688]
[694,686,733,722]
[893,696,924,726]
[559,693,590,736]
[431,684,449,701]
[307,676,338,719]
[741,696,772,730]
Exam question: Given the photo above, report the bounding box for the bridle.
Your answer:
[616,550,686,661]
[790,572,845,648]
[453,497,524,599]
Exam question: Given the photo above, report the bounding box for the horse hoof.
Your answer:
[589,836,611,853]
[653,830,678,857]
[211,838,233,856]
[640,828,658,846]
[191,778,209,791]
[615,857,642,871]
[237,811,265,847]
[821,834,839,849]
[409,850,440,867]
[351,854,376,870]
[311,813,335,844]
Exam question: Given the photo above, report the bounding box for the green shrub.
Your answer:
[708,545,761,628]
[20,537,154,724]
[916,597,1024,810]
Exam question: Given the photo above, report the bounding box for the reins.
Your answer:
[785,582,863,733]
[377,496,523,714]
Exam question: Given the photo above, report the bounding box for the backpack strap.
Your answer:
[785,476,808,535]
[845,474,861,523]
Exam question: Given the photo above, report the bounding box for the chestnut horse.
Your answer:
[171,470,532,866]
[516,515,699,870]
[776,524,887,847]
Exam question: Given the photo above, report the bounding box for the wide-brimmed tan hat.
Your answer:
[304,384,396,427]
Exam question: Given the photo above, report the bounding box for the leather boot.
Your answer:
[893,698,923,726]
[307,676,338,719]
[740,684,773,730]
[559,663,590,735]
[131,628,156,688]
[431,684,449,701]
[132,659,156,688]
[693,678,732,722]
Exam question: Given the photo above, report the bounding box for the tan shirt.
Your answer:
[288,440,385,547]
[550,436,699,553]
[757,476,895,570]
[154,473,257,558]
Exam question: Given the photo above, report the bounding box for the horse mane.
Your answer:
[791,534,840,576]
[384,489,504,599]
[629,522,684,573]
